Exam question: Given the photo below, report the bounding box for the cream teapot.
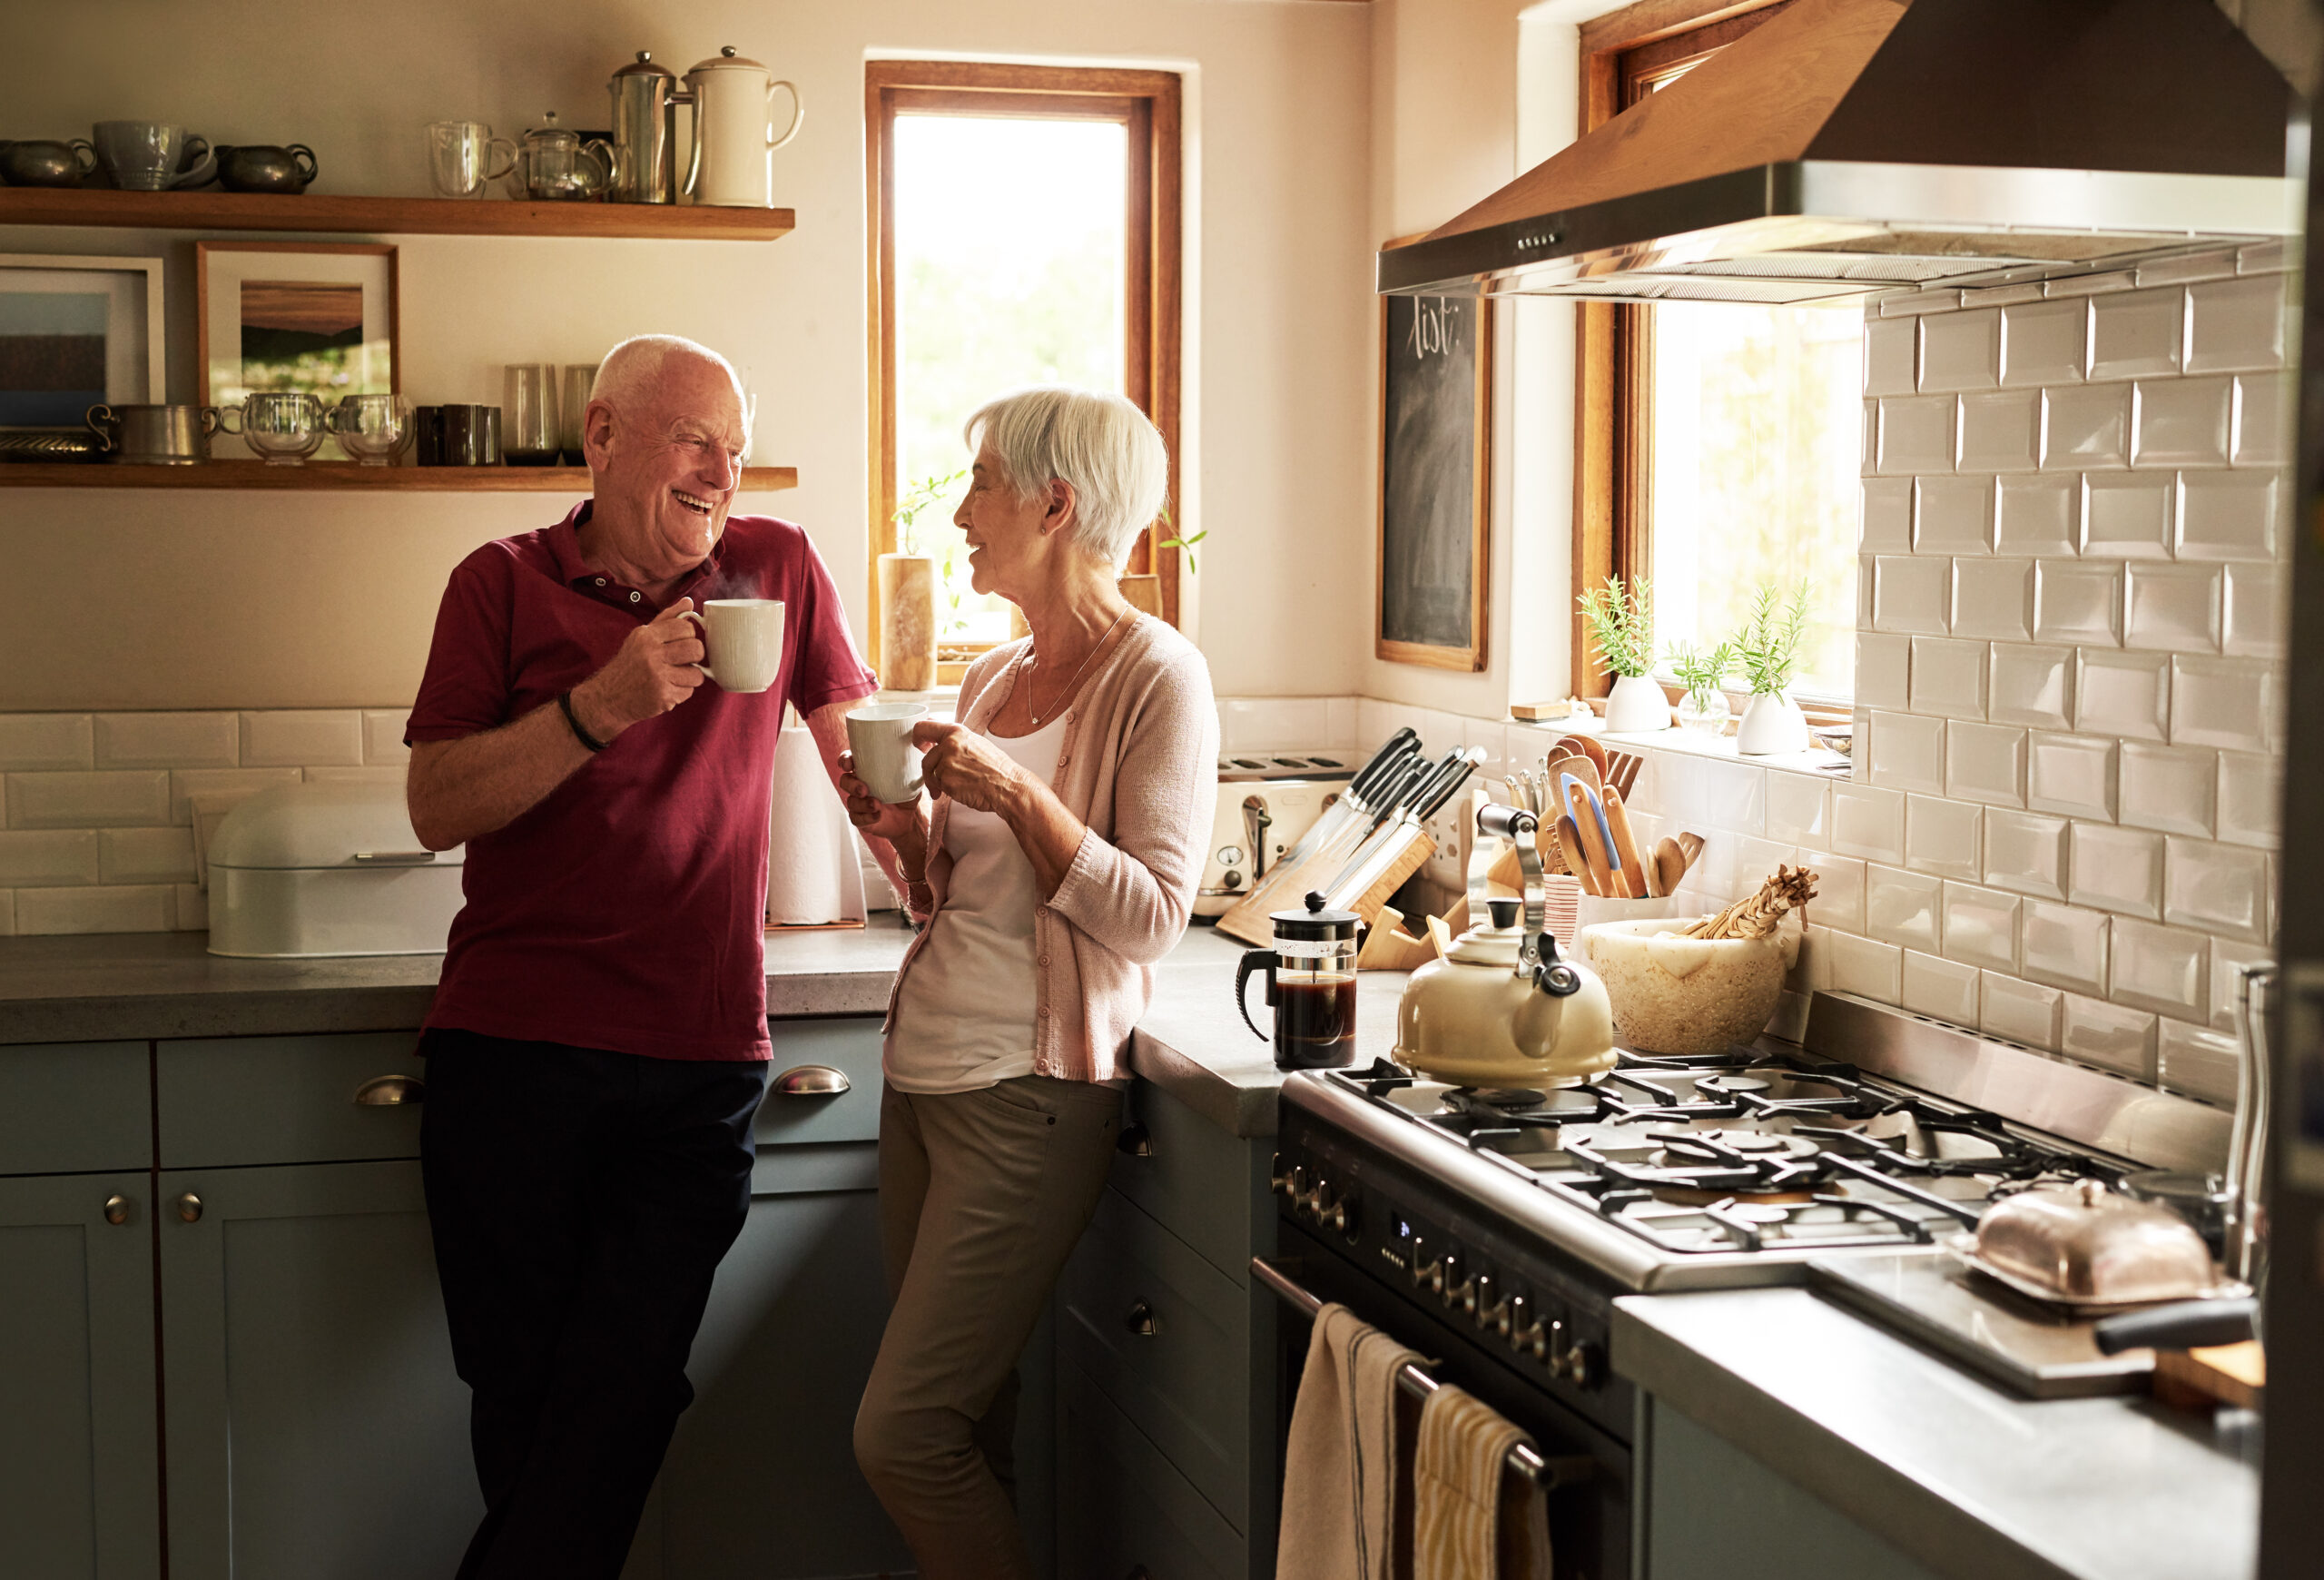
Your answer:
[684,45,803,208]
[1393,804,1616,1089]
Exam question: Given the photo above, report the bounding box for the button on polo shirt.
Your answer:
[407,500,877,1062]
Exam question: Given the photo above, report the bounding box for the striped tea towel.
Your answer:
[1276,1303,1423,1580]
[1413,1384,1554,1580]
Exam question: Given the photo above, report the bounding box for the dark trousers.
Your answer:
[419,1027,767,1580]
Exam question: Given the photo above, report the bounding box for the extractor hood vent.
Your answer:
[1379,0,2299,305]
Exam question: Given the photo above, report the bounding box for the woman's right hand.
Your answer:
[838,751,930,854]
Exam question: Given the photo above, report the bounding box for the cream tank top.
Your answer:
[884,713,1070,1093]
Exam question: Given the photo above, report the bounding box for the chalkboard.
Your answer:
[1377,292,1491,670]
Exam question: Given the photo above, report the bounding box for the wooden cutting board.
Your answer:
[2153,1341,2264,1411]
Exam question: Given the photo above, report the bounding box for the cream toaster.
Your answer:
[1195,747,1356,917]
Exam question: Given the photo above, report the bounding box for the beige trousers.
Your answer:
[853,1075,1122,1580]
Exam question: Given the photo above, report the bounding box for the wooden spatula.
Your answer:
[1603,788,1650,900]
[1562,779,1620,898]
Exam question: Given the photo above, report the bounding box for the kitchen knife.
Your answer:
[1266,729,1417,874]
[1322,747,1482,911]
[1324,750,1462,888]
[1216,746,1436,943]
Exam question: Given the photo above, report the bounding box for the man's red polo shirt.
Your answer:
[406,502,877,1062]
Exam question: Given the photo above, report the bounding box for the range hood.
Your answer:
[1378,0,2300,306]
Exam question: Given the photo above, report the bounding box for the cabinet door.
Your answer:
[159,1160,479,1580]
[1056,1360,1246,1580]
[0,1172,161,1580]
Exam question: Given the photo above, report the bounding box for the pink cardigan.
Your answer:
[887,616,1219,1083]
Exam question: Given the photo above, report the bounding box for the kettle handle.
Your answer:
[1236,949,1276,1042]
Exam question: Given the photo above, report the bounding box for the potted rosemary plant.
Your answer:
[1577,576,1668,732]
[1666,639,1736,736]
[879,469,964,692]
[1730,581,1814,755]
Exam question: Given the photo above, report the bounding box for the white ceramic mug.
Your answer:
[684,597,785,693]
[846,703,930,804]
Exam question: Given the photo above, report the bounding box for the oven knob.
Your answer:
[1408,1236,1445,1296]
[1271,1158,1305,1200]
[1473,1273,1511,1339]
[1555,1337,1601,1388]
[1298,1180,1331,1220]
[1510,1296,1550,1362]
[1440,1252,1475,1318]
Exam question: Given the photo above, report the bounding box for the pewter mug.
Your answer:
[215,144,318,194]
[84,403,222,465]
[0,139,99,187]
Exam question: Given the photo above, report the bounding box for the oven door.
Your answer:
[1259,1221,1632,1580]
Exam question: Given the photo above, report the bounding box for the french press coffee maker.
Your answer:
[1236,891,1361,1071]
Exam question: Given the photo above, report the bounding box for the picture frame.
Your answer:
[197,242,399,461]
[0,253,165,435]
[1375,288,1492,672]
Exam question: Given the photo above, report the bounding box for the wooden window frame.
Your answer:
[1574,0,1855,724]
[864,61,1183,686]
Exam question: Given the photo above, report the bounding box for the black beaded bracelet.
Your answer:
[558,689,607,753]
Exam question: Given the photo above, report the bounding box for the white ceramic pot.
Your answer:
[1604,673,1671,733]
[1736,691,1811,755]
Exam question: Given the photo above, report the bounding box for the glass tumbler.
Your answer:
[427,121,518,199]
[504,365,559,466]
[328,394,415,467]
[221,392,326,466]
[559,363,598,463]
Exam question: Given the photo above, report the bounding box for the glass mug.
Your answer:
[504,365,559,465]
[559,363,598,463]
[427,121,518,199]
[328,394,415,467]
[220,392,326,466]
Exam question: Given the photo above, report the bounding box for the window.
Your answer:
[865,63,1182,681]
[1575,0,1859,706]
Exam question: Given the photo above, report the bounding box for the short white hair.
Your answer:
[964,386,1169,568]
[594,334,748,432]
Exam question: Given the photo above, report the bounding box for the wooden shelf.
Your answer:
[0,187,793,241]
[0,462,797,491]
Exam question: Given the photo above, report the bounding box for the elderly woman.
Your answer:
[841,386,1217,1579]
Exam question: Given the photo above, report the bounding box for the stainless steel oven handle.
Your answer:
[1250,1256,1595,1491]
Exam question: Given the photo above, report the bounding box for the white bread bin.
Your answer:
[206,781,465,958]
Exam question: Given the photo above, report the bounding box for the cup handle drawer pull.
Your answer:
[774,1064,851,1097]
[1125,1299,1158,1338]
[176,1192,203,1224]
[352,850,438,864]
[354,1074,425,1106]
[103,1194,132,1226]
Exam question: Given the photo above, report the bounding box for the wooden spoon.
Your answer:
[1562,780,1620,899]
[1555,815,1598,895]
[1654,837,1688,900]
[1602,787,1650,900]
[1677,831,1706,870]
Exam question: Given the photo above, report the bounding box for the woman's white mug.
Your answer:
[684,598,786,692]
[847,703,930,803]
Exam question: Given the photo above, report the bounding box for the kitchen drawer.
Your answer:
[1110,1078,1275,1282]
[0,1041,150,1175]
[1059,1184,1255,1531]
[1058,1359,1246,1580]
[754,1018,885,1149]
[159,1033,424,1169]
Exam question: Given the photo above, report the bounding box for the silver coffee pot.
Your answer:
[605,50,690,204]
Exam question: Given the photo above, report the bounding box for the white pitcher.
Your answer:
[684,45,803,208]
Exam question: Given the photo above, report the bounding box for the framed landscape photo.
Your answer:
[0,254,164,439]
[198,242,398,461]
[1376,288,1491,671]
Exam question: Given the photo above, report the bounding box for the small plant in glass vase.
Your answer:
[1729,580,1813,755]
[1578,576,1668,732]
[1667,639,1736,736]
[880,469,966,693]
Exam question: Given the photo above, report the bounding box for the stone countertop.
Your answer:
[1612,1287,2258,1580]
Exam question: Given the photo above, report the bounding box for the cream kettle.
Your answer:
[684,45,803,208]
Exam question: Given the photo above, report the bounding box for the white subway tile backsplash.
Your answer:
[1856,632,1912,711]
[2060,993,2156,1080]
[1883,289,1964,317]
[2111,917,2208,1022]
[0,892,13,936]
[2132,377,2233,468]
[1878,395,1958,474]
[2231,370,2291,467]
[0,715,94,773]
[1945,720,2026,807]
[15,884,172,936]
[2088,287,2185,380]
[1906,794,1983,880]
[1919,308,2000,392]
[6,771,172,829]
[1903,950,1981,1024]
[2157,1021,2240,1105]
[1956,391,2041,474]
[174,883,206,932]
[0,829,100,886]
[2027,731,2116,820]
[2164,837,2268,943]
[2135,249,2240,289]
[1873,556,1950,635]
[1914,476,1995,554]
[100,826,198,885]
[1766,775,1830,844]
[2024,900,2111,994]
[1700,759,1767,835]
[2081,473,2175,556]
[2034,562,2122,647]
[2070,822,2165,920]
[1984,808,2069,900]
[2210,939,2275,1034]
[1983,973,2063,1050]
[302,766,408,788]
[2043,384,2132,469]
[2186,274,2286,373]
[1797,848,1866,933]
[1866,864,1943,951]
[1827,930,1904,1003]
[1988,644,2074,729]
[2001,299,2087,387]
[1833,781,1906,864]
[1865,314,1918,397]
[2238,240,2290,273]
[1949,558,2034,642]
[2221,563,2284,659]
[2169,656,2272,752]
[1737,837,1797,896]
[2046,272,2137,300]
[166,768,301,825]
[1943,881,2021,973]
[2214,751,2278,848]
[1861,478,1915,551]
[1327,698,1360,749]
[2073,649,2170,741]
[2122,564,2221,653]
[1908,637,1986,718]
[94,713,239,770]
[2117,743,2217,837]
[1994,474,2080,556]
[1869,711,1946,794]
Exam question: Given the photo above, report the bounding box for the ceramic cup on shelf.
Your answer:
[91,122,212,191]
[1603,674,1671,733]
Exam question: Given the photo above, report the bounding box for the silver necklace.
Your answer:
[1025,607,1131,726]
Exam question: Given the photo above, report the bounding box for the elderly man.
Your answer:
[404,334,885,1580]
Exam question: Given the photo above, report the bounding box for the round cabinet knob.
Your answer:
[175,1192,203,1224]
[103,1194,132,1226]
[1117,1124,1155,1158]
[1124,1300,1158,1338]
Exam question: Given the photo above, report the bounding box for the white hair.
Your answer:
[593,334,748,433]
[963,386,1169,568]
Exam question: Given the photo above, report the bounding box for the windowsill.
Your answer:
[1507,715,1852,781]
